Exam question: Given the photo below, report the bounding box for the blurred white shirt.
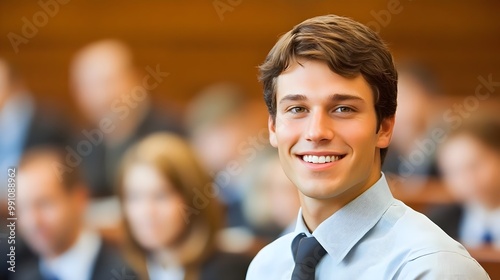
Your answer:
[147,257,185,280]
[461,203,500,248]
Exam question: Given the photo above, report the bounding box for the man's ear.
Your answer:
[376,115,395,149]
[268,115,278,148]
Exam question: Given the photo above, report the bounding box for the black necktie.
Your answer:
[291,233,327,280]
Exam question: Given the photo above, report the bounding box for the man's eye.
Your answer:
[334,106,354,113]
[289,107,306,114]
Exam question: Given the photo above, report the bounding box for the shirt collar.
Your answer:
[293,173,394,264]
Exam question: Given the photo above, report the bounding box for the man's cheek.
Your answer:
[344,126,376,145]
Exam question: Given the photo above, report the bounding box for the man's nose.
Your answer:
[305,110,334,143]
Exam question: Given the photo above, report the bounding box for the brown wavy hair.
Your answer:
[259,14,398,163]
[116,133,223,280]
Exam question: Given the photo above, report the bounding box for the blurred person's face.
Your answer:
[192,117,247,173]
[393,74,430,150]
[18,166,85,258]
[269,59,393,204]
[71,49,138,124]
[438,134,500,209]
[123,164,187,251]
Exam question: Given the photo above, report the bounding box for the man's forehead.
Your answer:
[19,164,63,196]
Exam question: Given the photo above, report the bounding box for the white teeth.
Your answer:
[319,156,325,163]
[302,155,342,164]
[312,155,319,163]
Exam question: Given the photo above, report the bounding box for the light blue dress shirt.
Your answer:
[246,173,490,280]
[460,203,500,248]
[0,93,33,199]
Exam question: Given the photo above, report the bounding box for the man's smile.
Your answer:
[300,154,345,164]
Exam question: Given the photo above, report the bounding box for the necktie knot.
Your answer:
[291,233,327,280]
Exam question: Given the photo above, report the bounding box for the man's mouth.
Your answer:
[300,154,346,164]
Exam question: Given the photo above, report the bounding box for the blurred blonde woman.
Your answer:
[117,133,250,280]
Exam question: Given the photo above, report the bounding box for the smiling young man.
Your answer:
[246,15,489,280]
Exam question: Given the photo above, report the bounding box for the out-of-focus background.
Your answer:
[1,0,499,111]
[1,0,499,279]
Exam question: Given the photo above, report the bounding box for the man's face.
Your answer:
[18,165,83,258]
[438,134,500,208]
[269,59,394,201]
[71,49,137,124]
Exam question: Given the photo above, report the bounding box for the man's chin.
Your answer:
[297,181,348,200]
[32,244,56,257]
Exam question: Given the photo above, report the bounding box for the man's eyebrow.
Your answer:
[329,93,365,102]
[279,94,307,104]
[278,93,365,104]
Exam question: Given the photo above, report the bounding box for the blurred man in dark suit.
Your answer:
[69,39,183,199]
[14,147,136,280]
[0,59,71,280]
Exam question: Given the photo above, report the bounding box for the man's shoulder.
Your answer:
[396,250,490,279]
[386,200,482,264]
[246,233,295,280]
[354,201,489,278]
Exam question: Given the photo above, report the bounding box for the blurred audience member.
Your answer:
[429,115,500,248]
[242,148,300,240]
[117,133,251,280]
[0,59,71,280]
[14,147,136,280]
[186,82,266,228]
[383,63,443,183]
[0,58,70,199]
[70,39,183,198]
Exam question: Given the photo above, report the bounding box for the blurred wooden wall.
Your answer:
[0,0,499,120]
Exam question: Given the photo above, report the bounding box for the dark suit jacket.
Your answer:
[9,241,137,280]
[80,108,184,198]
[426,204,464,240]
[22,105,72,151]
[382,145,440,178]
[200,251,252,280]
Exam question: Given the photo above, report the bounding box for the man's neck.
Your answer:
[44,227,83,261]
[103,100,149,146]
[300,171,382,232]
